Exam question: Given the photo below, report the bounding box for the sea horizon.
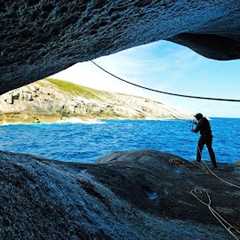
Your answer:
[0,118,239,164]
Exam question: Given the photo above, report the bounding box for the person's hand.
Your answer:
[192,120,198,125]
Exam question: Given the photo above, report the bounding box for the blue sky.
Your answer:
[53,40,240,117]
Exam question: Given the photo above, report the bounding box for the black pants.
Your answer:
[196,135,217,168]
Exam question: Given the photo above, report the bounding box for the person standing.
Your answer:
[192,113,217,168]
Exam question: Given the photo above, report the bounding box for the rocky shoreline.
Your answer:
[0,113,185,125]
[0,114,184,125]
[0,149,239,239]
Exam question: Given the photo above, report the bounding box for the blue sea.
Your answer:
[0,118,239,163]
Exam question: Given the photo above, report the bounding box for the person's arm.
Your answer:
[192,119,203,133]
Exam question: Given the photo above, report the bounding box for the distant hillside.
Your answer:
[47,79,109,100]
[0,78,189,124]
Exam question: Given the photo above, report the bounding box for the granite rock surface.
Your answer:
[0,150,239,239]
[1,1,240,94]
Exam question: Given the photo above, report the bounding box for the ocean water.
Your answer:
[0,118,239,164]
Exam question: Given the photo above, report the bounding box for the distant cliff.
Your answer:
[0,78,189,124]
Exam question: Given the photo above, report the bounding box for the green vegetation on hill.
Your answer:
[47,78,107,100]
[0,77,188,124]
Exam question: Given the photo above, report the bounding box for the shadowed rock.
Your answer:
[0,150,239,239]
[1,1,240,94]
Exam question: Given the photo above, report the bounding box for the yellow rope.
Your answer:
[190,187,240,240]
[201,159,240,190]
[190,147,240,239]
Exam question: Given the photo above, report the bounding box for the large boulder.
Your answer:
[1,1,240,94]
[0,149,239,239]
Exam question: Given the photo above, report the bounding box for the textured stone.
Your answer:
[1,1,240,94]
[0,150,238,239]
[0,79,188,123]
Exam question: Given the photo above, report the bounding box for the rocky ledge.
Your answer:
[0,150,239,239]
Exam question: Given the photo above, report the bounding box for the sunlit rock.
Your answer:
[0,79,189,124]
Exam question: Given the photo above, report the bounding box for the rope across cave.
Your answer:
[91,60,240,102]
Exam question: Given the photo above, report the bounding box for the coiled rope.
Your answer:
[91,60,240,102]
[190,147,240,240]
[190,187,240,240]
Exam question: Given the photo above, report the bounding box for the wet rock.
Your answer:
[0,1,240,94]
[0,150,239,239]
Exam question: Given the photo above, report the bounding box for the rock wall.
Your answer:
[1,1,240,94]
[0,150,238,239]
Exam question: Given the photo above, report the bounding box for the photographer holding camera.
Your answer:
[192,113,217,169]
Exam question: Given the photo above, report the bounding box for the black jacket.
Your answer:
[193,117,212,137]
